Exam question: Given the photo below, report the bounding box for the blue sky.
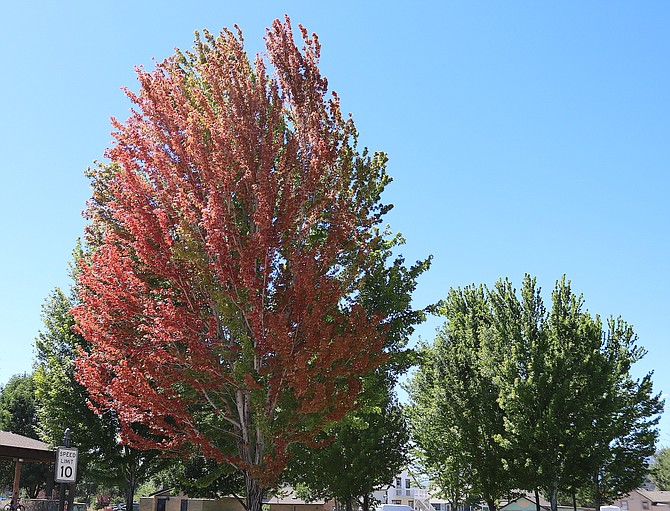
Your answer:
[1,1,669,443]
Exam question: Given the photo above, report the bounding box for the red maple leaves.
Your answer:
[73,17,389,490]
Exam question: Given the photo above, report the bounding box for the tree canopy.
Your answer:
[0,373,50,499]
[408,275,663,511]
[34,284,168,511]
[650,448,670,491]
[72,17,416,511]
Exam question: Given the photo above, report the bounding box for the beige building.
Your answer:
[140,488,328,511]
[613,489,670,511]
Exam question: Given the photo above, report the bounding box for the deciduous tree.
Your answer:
[0,373,49,499]
[288,392,409,511]
[409,275,662,511]
[73,17,405,511]
[584,317,662,508]
[406,345,471,511]
[650,448,670,491]
[490,276,661,511]
[407,285,513,511]
[286,244,431,511]
[34,285,167,511]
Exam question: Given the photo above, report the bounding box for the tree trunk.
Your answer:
[550,483,558,511]
[535,488,541,511]
[593,469,601,511]
[345,497,354,511]
[572,491,577,511]
[245,471,264,511]
[363,494,370,511]
[486,497,496,511]
[125,452,138,511]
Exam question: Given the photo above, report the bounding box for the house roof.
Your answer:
[500,496,550,511]
[636,490,670,504]
[0,431,55,463]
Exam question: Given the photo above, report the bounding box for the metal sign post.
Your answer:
[56,429,77,511]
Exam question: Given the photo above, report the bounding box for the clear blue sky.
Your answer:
[1,1,668,442]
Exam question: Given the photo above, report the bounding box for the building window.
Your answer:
[406,479,411,488]
[393,501,402,505]
[643,503,649,510]
[621,501,628,511]
[396,477,402,487]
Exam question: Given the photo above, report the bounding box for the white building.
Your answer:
[373,470,432,511]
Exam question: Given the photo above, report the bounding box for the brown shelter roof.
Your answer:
[0,431,55,463]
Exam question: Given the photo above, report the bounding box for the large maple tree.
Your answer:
[73,17,397,511]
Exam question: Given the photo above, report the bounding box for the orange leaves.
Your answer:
[75,16,391,489]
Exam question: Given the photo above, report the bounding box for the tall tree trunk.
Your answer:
[593,469,601,511]
[550,483,558,511]
[486,497,497,511]
[244,471,264,511]
[125,458,137,511]
[535,488,541,511]
[363,494,370,511]
[572,490,577,511]
[345,497,354,511]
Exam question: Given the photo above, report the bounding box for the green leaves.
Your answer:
[408,274,663,511]
[650,448,670,490]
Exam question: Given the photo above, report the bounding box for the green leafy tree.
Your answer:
[0,374,39,437]
[34,285,168,511]
[586,317,663,507]
[650,448,670,490]
[490,276,662,511]
[0,373,50,499]
[410,275,662,511]
[288,390,409,511]
[494,276,607,511]
[285,239,430,511]
[406,346,471,511]
[148,453,245,502]
[408,285,513,511]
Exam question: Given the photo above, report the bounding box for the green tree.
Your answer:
[407,285,513,511]
[288,394,408,511]
[586,317,663,507]
[650,448,670,490]
[151,455,245,499]
[410,275,662,511]
[34,286,167,511]
[0,374,38,438]
[490,276,661,511]
[286,248,430,511]
[0,373,50,498]
[494,276,608,511]
[406,345,471,511]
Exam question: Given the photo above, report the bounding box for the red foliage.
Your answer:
[73,17,388,489]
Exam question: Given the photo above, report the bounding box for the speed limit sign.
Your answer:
[55,447,78,483]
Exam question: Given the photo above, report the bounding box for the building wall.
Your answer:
[613,492,668,511]
[373,469,430,510]
[270,505,324,511]
[140,497,244,511]
[140,497,326,511]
